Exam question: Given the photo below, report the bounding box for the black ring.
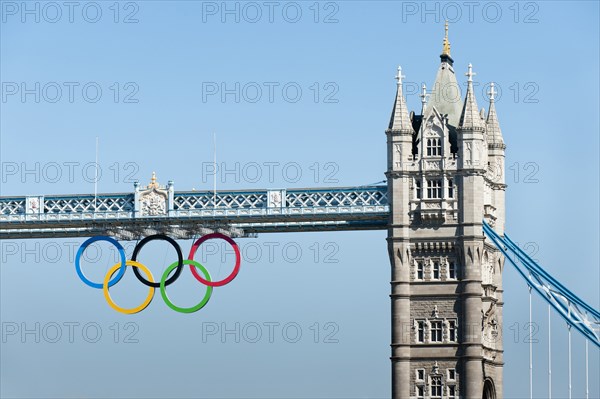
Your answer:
[131,234,183,288]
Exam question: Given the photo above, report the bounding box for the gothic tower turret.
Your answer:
[386,24,505,399]
[486,82,507,234]
[456,62,487,398]
[386,66,416,398]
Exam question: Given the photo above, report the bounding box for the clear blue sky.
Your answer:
[1,1,599,398]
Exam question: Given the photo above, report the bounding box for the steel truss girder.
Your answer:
[0,186,389,239]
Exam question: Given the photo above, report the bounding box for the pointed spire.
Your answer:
[428,22,461,125]
[440,21,454,65]
[388,66,414,132]
[486,82,505,147]
[458,63,485,130]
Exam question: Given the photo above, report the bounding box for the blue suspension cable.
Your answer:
[503,234,599,318]
[482,222,600,348]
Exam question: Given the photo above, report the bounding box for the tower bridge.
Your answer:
[0,182,389,239]
[1,24,598,399]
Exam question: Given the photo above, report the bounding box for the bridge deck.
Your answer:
[0,186,389,239]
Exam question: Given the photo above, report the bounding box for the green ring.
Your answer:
[160,260,213,313]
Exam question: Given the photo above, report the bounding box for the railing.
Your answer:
[0,186,389,238]
[1,187,387,216]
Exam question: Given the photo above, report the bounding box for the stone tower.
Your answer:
[386,24,506,399]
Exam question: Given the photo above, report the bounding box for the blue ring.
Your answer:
[75,236,126,289]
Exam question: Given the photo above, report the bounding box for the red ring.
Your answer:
[188,233,241,287]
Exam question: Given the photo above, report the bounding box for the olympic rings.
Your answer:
[103,260,155,314]
[160,260,213,313]
[75,236,126,289]
[74,233,242,314]
[132,234,183,288]
[188,233,241,287]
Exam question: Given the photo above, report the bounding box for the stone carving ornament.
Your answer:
[141,192,166,216]
[139,172,168,216]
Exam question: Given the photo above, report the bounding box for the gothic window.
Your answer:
[447,368,456,380]
[448,261,457,279]
[448,320,457,342]
[427,179,442,198]
[431,321,443,342]
[416,369,425,381]
[448,178,454,197]
[415,179,422,199]
[427,138,442,156]
[432,261,440,279]
[431,376,442,398]
[416,385,425,398]
[447,385,457,399]
[417,321,425,343]
[417,261,424,280]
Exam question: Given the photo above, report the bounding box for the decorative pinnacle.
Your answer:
[420,83,429,112]
[388,65,413,132]
[395,66,405,85]
[420,84,427,101]
[432,361,440,375]
[149,171,159,188]
[466,63,476,83]
[442,21,451,56]
[488,82,497,102]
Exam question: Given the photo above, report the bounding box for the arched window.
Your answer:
[483,379,497,399]
[430,375,442,398]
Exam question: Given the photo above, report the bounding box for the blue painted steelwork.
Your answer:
[483,221,600,348]
[0,186,389,238]
[4,184,597,350]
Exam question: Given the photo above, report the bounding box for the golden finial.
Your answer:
[442,21,451,57]
[148,171,159,188]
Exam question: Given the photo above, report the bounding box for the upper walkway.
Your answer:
[0,185,389,239]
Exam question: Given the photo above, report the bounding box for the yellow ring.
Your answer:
[103,260,155,314]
